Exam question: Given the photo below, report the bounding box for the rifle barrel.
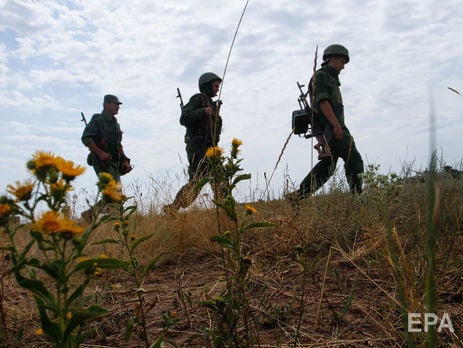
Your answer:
[81,112,88,126]
[176,87,184,109]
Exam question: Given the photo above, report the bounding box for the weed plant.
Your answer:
[93,197,179,347]
[1,150,462,347]
[198,139,276,347]
[0,152,128,348]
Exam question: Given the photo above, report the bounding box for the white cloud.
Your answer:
[1,0,462,210]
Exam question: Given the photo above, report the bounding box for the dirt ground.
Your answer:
[2,246,462,348]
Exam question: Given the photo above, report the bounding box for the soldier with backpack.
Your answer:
[288,44,364,204]
[163,72,223,214]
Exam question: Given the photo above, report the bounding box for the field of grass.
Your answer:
[1,155,462,347]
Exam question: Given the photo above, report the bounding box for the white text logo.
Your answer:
[408,313,454,333]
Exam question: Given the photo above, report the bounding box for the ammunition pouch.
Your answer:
[87,152,93,166]
[119,155,133,176]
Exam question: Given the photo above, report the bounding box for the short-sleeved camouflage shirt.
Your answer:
[81,110,123,162]
[312,65,346,129]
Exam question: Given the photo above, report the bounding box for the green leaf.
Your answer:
[35,297,61,343]
[20,238,37,258]
[38,262,63,281]
[92,238,121,246]
[28,258,41,267]
[125,317,134,341]
[240,221,277,233]
[149,337,165,348]
[18,278,53,304]
[141,254,162,281]
[76,293,94,309]
[66,284,85,307]
[232,173,251,186]
[130,233,155,253]
[122,204,137,217]
[8,259,27,277]
[63,306,108,340]
[214,200,237,222]
[210,235,235,249]
[74,258,129,272]
[196,177,210,191]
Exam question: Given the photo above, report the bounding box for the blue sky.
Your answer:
[1,0,462,213]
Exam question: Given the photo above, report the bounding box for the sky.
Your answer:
[1,0,462,213]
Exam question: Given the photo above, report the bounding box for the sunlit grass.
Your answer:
[1,153,462,347]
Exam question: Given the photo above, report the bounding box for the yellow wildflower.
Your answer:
[66,311,72,320]
[98,253,108,259]
[231,138,242,158]
[205,146,224,159]
[0,203,12,217]
[34,211,60,233]
[98,172,113,187]
[7,180,34,201]
[29,151,58,170]
[50,178,72,195]
[93,267,103,277]
[33,211,83,237]
[55,157,85,181]
[59,219,84,237]
[130,234,136,241]
[245,204,257,215]
[35,328,44,335]
[232,138,242,147]
[102,180,124,203]
[33,151,57,167]
[27,151,61,181]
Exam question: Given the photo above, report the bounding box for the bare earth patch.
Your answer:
[3,245,462,347]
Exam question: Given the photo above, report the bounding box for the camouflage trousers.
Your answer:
[299,132,364,197]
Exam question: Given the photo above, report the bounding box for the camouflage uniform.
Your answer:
[181,93,222,180]
[298,46,364,198]
[81,110,124,182]
[81,94,128,220]
[164,73,223,213]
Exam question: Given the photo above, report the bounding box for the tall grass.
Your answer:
[1,155,462,347]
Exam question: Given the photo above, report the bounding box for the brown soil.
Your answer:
[2,246,462,348]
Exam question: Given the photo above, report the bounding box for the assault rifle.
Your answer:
[292,82,312,137]
[79,111,133,174]
[177,87,223,112]
[81,112,88,126]
[291,82,331,159]
[176,88,184,110]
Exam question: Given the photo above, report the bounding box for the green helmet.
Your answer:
[198,72,222,90]
[322,44,349,63]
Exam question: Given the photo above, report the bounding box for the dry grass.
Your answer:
[1,171,463,347]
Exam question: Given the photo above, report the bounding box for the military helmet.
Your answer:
[198,72,222,90]
[322,44,349,63]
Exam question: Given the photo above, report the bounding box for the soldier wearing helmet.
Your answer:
[322,44,350,64]
[289,44,364,203]
[163,72,223,214]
